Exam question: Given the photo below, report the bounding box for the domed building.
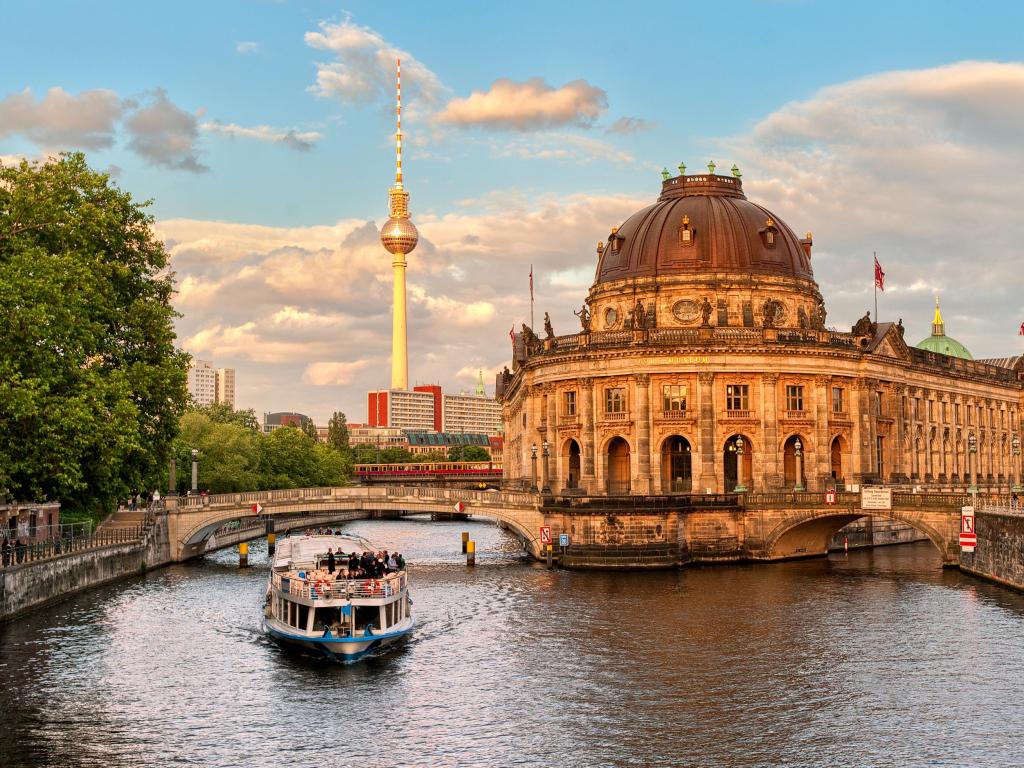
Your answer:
[497,165,1024,499]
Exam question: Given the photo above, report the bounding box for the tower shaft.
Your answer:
[392,252,408,390]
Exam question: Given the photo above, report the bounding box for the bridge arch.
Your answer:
[762,507,954,564]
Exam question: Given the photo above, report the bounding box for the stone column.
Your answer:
[760,375,780,489]
[813,375,831,491]
[546,385,557,490]
[851,378,871,482]
[635,374,652,494]
[697,372,717,493]
[580,377,596,494]
[892,385,906,481]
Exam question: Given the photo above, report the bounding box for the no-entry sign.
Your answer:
[960,506,976,550]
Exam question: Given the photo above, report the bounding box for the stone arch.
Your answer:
[562,437,581,490]
[606,436,631,495]
[660,434,693,493]
[764,508,952,563]
[723,434,754,492]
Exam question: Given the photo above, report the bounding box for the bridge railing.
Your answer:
[384,485,538,507]
[0,524,146,568]
[271,569,407,600]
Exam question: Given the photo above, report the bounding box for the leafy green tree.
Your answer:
[448,445,491,462]
[301,417,319,441]
[193,402,259,431]
[379,447,415,464]
[352,443,379,464]
[327,411,351,455]
[173,411,260,493]
[0,153,188,515]
[313,443,351,486]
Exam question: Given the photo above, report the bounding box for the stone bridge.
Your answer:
[165,486,543,561]
[165,484,977,568]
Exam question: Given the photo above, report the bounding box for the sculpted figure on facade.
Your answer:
[574,303,591,333]
[852,311,875,337]
[797,306,808,329]
[700,297,713,326]
[543,312,555,340]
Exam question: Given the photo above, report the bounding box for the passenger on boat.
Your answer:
[327,548,336,574]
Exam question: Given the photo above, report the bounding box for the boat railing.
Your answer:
[271,570,407,601]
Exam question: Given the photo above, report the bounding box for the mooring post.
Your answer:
[466,539,475,567]
[546,543,553,570]
[267,532,276,556]
[461,531,469,554]
[239,542,249,568]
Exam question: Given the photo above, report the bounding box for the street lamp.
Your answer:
[191,448,199,495]
[530,443,539,493]
[541,441,551,495]
[1012,435,1022,494]
[967,432,978,495]
[733,435,747,493]
[794,437,805,492]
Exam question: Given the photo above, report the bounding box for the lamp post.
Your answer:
[530,444,539,493]
[191,448,199,495]
[967,432,978,495]
[1012,435,1022,494]
[541,441,551,495]
[794,438,805,492]
[733,435,747,493]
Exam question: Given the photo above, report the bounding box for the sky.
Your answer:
[3,0,1024,423]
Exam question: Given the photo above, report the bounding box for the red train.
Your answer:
[353,461,503,478]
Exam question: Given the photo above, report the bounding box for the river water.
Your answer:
[2,516,1024,768]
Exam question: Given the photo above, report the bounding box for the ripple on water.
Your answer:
[2,525,1024,767]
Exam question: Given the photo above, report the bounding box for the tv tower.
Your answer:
[380,58,418,390]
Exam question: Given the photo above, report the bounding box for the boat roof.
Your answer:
[272,533,374,568]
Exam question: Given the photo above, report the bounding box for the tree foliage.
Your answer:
[192,402,259,431]
[0,153,188,513]
[300,417,319,441]
[449,445,491,462]
[327,411,351,455]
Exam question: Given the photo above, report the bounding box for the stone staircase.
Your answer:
[98,508,147,532]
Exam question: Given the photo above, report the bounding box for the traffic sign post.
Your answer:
[540,526,552,546]
[960,506,976,552]
[559,533,570,547]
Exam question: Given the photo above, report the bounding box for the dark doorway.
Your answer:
[661,436,692,492]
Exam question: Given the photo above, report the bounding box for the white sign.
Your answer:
[453,501,466,514]
[540,526,552,545]
[251,502,263,515]
[825,490,836,505]
[559,533,570,547]
[860,486,892,511]
[960,505,977,550]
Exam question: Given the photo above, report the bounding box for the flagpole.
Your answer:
[530,263,535,330]
[873,251,878,321]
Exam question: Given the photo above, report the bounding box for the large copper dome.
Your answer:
[594,172,812,285]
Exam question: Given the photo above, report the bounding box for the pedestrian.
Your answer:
[1,537,10,567]
[15,538,26,564]
[327,548,336,574]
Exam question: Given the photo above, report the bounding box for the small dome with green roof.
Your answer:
[915,297,972,359]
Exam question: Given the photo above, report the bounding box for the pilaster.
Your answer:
[697,372,717,492]
[760,375,781,489]
[635,373,652,494]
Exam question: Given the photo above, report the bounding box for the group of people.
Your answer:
[324,548,405,580]
[1,537,29,567]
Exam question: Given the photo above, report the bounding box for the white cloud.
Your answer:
[605,116,653,135]
[304,18,448,109]
[123,88,206,172]
[724,60,1024,354]
[303,360,369,386]
[437,78,607,131]
[200,120,322,151]
[236,41,259,54]
[0,87,122,149]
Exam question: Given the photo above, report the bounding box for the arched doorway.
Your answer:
[724,435,753,492]
[563,439,581,490]
[783,435,806,489]
[607,437,631,495]
[661,436,692,493]
[830,436,845,485]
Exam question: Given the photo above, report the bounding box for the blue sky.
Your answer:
[3,1,1024,421]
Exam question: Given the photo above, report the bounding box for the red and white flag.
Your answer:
[1019,321,1024,337]
[529,264,534,301]
[874,255,885,291]
[509,324,516,346]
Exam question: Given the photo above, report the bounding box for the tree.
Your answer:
[327,411,351,455]
[301,417,319,441]
[193,402,259,431]
[0,153,188,515]
[173,412,260,493]
[449,445,491,462]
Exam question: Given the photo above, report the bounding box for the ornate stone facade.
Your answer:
[499,171,1024,496]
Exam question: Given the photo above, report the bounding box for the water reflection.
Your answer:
[2,516,1024,767]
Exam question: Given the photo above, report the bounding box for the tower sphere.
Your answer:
[381,216,419,255]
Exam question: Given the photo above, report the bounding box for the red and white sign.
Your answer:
[540,526,552,545]
[251,502,263,515]
[825,490,836,505]
[453,501,466,514]
[960,506,976,550]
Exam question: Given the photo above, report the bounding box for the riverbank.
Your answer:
[960,507,1024,592]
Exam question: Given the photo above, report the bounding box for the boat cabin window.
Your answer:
[354,605,378,632]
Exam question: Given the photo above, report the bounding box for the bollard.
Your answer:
[466,539,476,567]
[239,542,249,568]
[461,531,469,554]
[546,543,553,570]
[267,532,276,556]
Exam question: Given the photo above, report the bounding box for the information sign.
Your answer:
[860,486,892,511]
[559,533,570,547]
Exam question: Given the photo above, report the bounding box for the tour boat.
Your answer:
[263,532,413,662]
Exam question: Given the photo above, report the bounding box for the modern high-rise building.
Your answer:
[215,368,236,408]
[442,392,503,434]
[187,359,216,406]
[367,388,437,431]
[379,58,418,391]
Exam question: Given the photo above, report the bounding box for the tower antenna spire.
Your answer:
[395,57,403,189]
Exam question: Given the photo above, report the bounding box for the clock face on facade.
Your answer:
[672,299,700,324]
[604,307,619,328]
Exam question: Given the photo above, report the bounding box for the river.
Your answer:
[2,516,1023,767]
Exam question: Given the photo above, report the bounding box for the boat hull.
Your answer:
[263,618,414,662]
